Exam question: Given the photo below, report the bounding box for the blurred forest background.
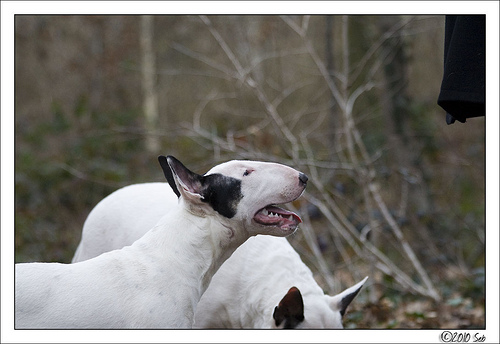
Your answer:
[15,15,485,328]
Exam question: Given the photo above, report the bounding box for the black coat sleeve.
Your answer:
[437,15,485,124]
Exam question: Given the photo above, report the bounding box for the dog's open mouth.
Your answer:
[254,205,302,230]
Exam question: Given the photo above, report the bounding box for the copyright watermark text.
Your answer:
[440,331,486,343]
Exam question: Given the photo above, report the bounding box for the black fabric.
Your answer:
[437,15,485,125]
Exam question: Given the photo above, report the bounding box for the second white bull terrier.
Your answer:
[16,156,307,328]
[73,182,367,328]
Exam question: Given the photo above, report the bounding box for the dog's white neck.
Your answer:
[129,206,249,323]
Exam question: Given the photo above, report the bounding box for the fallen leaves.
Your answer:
[344,293,485,329]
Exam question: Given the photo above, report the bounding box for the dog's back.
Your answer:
[73,183,169,262]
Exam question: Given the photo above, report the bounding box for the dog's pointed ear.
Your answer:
[158,155,180,198]
[329,276,368,317]
[158,155,204,202]
[273,287,304,329]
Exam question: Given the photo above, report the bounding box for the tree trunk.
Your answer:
[140,15,160,153]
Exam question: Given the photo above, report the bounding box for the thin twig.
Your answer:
[369,182,441,301]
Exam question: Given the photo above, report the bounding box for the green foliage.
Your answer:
[15,92,154,262]
[51,101,70,133]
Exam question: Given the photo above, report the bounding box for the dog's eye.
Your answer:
[243,169,253,177]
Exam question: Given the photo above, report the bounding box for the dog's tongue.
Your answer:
[254,205,302,229]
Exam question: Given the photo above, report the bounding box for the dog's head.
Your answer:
[272,277,368,329]
[158,155,307,237]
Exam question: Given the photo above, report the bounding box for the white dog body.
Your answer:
[16,156,307,329]
[16,215,203,328]
[194,235,367,329]
[73,182,366,328]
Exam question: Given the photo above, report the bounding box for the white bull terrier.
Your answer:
[73,183,367,328]
[16,156,308,329]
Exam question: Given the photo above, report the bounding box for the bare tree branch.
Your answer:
[170,42,237,79]
[280,15,441,301]
[200,15,301,162]
[280,16,305,37]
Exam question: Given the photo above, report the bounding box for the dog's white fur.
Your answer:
[16,156,307,329]
[73,182,367,328]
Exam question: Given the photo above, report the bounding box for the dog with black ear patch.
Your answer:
[73,161,367,329]
[16,155,307,329]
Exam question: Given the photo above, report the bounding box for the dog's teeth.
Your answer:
[260,208,292,220]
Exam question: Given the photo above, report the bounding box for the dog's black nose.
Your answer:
[299,173,308,186]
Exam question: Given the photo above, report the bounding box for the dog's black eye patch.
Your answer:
[201,174,243,218]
